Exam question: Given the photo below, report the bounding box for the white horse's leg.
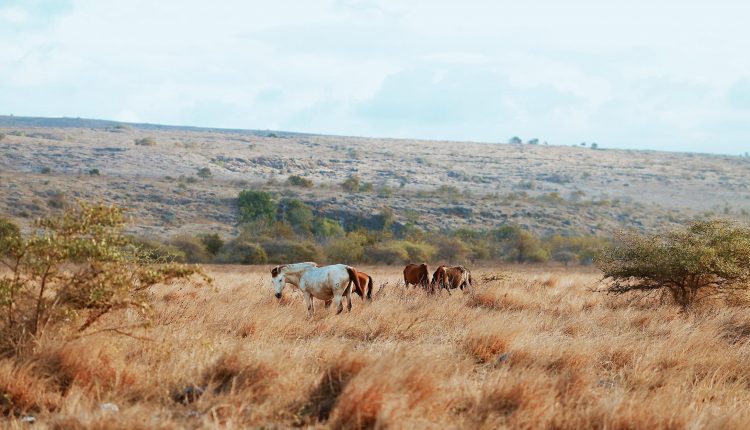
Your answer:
[346,282,353,312]
[334,290,344,315]
[303,292,314,318]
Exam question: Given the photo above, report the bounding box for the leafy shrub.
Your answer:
[238,190,277,223]
[341,175,361,193]
[365,241,409,265]
[495,227,549,263]
[287,175,313,188]
[278,198,313,234]
[325,232,368,262]
[169,235,212,263]
[196,167,212,179]
[262,239,323,263]
[434,237,471,264]
[129,236,186,262]
[403,241,437,263]
[47,191,66,209]
[0,203,206,356]
[313,218,345,239]
[596,219,750,308]
[199,233,224,256]
[216,239,268,264]
[88,168,100,176]
[134,137,157,146]
[40,167,51,174]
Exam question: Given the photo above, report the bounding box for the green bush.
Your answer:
[238,190,277,223]
[199,233,224,256]
[262,239,323,263]
[196,167,212,179]
[434,237,471,264]
[216,239,268,264]
[169,235,212,263]
[129,236,186,262]
[596,219,750,308]
[365,241,409,265]
[403,241,437,263]
[325,232,368,262]
[134,137,157,146]
[287,175,313,188]
[313,217,345,238]
[341,175,361,192]
[278,198,313,234]
[88,168,100,176]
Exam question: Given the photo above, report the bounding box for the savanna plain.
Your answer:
[4,265,750,429]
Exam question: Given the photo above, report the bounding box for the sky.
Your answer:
[1,0,749,154]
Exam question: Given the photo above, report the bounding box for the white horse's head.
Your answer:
[270,265,287,299]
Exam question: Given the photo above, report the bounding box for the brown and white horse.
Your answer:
[431,265,473,294]
[271,263,361,316]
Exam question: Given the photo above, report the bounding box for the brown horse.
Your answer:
[431,265,473,294]
[403,263,430,290]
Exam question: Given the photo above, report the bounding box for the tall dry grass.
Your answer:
[1,265,749,429]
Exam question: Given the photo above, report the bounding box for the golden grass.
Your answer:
[1,265,749,429]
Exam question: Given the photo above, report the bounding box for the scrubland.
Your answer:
[3,265,749,429]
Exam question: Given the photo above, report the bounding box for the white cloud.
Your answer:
[0,7,29,24]
[1,0,749,153]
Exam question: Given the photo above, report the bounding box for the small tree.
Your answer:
[341,175,361,192]
[287,175,313,188]
[196,167,212,179]
[134,137,157,146]
[595,220,750,308]
[509,136,522,144]
[0,203,207,356]
[238,190,277,223]
[199,233,224,256]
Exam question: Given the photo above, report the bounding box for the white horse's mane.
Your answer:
[275,262,317,276]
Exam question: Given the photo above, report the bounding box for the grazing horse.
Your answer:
[403,263,430,290]
[271,263,361,316]
[275,263,373,306]
[431,265,473,294]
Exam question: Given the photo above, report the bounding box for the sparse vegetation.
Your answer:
[134,137,157,146]
[287,175,313,188]
[196,167,212,179]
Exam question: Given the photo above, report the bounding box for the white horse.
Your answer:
[271,263,361,317]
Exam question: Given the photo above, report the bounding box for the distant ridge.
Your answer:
[0,115,312,138]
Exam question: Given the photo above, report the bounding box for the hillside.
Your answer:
[1,116,749,239]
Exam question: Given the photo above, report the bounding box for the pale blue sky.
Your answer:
[1,0,749,154]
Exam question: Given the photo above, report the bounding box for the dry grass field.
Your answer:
[3,265,750,429]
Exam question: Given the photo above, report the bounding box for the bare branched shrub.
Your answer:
[596,219,750,308]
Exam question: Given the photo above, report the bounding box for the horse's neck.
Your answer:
[283,264,315,286]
